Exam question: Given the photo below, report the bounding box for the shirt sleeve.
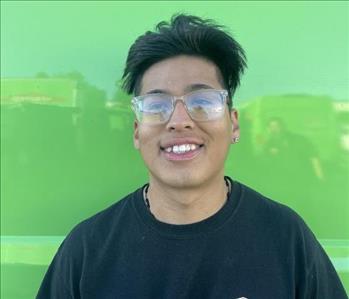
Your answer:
[36,227,84,299]
[303,244,347,298]
[295,219,348,299]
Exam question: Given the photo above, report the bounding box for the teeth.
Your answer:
[164,144,199,154]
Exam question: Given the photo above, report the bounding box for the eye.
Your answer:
[186,91,225,120]
[188,93,220,111]
[142,96,171,113]
[191,97,214,107]
[147,101,166,111]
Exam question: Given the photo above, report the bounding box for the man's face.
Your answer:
[134,55,239,189]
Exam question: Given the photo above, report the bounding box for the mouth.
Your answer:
[161,143,204,154]
[160,141,204,161]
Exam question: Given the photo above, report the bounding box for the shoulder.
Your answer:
[238,182,329,269]
[236,182,347,296]
[62,186,144,252]
[237,182,319,251]
[36,187,145,297]
[238,182,305,226]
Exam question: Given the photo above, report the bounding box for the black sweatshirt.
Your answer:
[37,178,347,298]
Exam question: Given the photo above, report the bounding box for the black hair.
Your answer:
[122,14,247,108]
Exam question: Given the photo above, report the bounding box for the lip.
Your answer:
[162,146,203,161]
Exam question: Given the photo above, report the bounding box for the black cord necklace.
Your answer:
[143,178,231,210]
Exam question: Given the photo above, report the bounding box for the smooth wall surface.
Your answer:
[1,1,348,297]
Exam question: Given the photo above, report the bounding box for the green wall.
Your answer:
[1,1,348,297]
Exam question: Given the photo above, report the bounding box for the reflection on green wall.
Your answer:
[3,79,348,238]
[1,1,348,298]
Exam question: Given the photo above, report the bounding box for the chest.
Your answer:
[79,233,296,299]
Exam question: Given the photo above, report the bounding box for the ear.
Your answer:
[133,120,140,149]
[230,109,240,142]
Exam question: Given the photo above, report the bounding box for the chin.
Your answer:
[155,170,207,189]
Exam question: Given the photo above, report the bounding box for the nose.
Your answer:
[166,100,195,131]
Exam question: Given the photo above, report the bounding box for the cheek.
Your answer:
[137,128,160,160]
[210,119,233,143]
[207,126,232,158]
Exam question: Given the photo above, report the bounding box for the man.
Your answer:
[37,14,347,298]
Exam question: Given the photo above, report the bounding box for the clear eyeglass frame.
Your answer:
[131,89,229,124]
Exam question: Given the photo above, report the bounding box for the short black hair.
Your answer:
[122,14,247,108]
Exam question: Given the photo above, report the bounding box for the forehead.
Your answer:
[140,55,223,95]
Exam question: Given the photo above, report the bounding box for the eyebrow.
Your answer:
[185,84,214,93]
[145,84,214,95]
[145,89,168,95]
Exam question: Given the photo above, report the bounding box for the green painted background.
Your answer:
[1,1,348,297]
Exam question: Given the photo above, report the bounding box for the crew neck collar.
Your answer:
[132,176,242,239]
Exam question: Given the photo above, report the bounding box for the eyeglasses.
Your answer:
[131,89,229,124]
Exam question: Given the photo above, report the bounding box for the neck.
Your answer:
[146,175,230,225]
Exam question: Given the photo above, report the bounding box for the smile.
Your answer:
[160,142,204,161]
[164,144,200,154]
